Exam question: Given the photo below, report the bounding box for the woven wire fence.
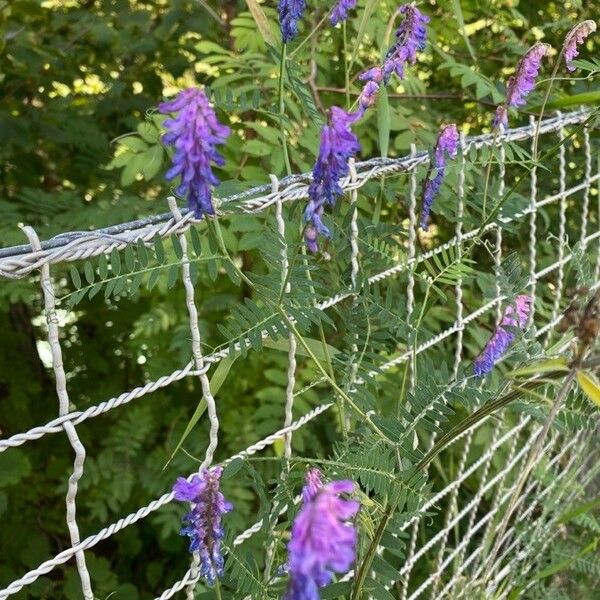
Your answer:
[0,108,598,599]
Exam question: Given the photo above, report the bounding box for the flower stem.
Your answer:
[531,49,564,164]
[351,502,395,600]
[343,21,350,109]
[288,12,329,59]
[480,129,499,221]
[278,43,292,176]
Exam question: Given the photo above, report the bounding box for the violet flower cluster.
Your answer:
[173,466,233,585]
[159,88,230,218]
[360,3,429,86]
[420,124,459,231]
[564,20,597,71]
[304,4,431,252]
[304,107,361,252]
[285,477,359,600]
[354,3,429,136]
[331,0,357,26]
[358,80,380,114]
[473,295,532,377]
[302,468,324,503]
[493,42,550,129]
[279,0,307,43]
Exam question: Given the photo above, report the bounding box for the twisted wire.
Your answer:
[21,227,93,600]
[580,119,591,246]
[528,115,538,326]
[0,111,589,280]
[167,197,219,598]
[548,117,567,337]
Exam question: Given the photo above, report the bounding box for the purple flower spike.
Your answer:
[173,466,233,585]
[381,3,429,82]
[564,20,596,71]
[331,0,357,26]
[302,468,324,503]
[473,295,532,377]
[279,0,307,43]
[420,124,459,230]
[359,67,384,83]
[358,4,428,115]
[358,81,380,113]
[159,88,230,218]
[284,480,360,600]
[304,106,361,252]
[493,42,550,129]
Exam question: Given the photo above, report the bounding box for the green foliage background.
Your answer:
[0,1,599,599]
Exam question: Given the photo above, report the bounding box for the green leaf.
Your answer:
[537,91,600,110]
[137,121,160,143]
[171,234,183,260]
[577,370,600,408]
[88,282,103,300]
[244,0,278,48]
[530,537,599,583]
[167,264,179,289]
[83,261,95,285]
[124,244,135,272]
[140,145,164,180]
[153,233,165,263]
[557,498,600,525]
[70,266,82,289]
[451,0,476,61]
[110,247,121,276]
[509,358,570,377]
[241,139,272,157]
[147,267,160,291]
[163,356,237,470]
[120,153,145,186]
[222,457,244,479]
[136,238,148,268]
[190,226,203,257]
[163,392,208,470]
[349,0,378,71]
[320,581,352,599]
[211,356,238,395]
[97,254,108,279]
[117,135,148,152]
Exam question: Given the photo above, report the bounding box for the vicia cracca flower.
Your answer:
[563,20,597,72]
[358,80,380,114]
[159,88,230,218]
[304,106,361,252]
[284,479,359,600]
[473,295,532,377]
[172,466,233,585]
[302,468,324,503]
[331,0,357,26]
[493,42,550,129]
[420,124,459,230]
[279,0,307,43]
[360,3,429,85]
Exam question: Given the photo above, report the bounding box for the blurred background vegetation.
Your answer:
[0,1,598,598]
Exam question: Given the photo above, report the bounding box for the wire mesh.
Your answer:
[0,109,598,600]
